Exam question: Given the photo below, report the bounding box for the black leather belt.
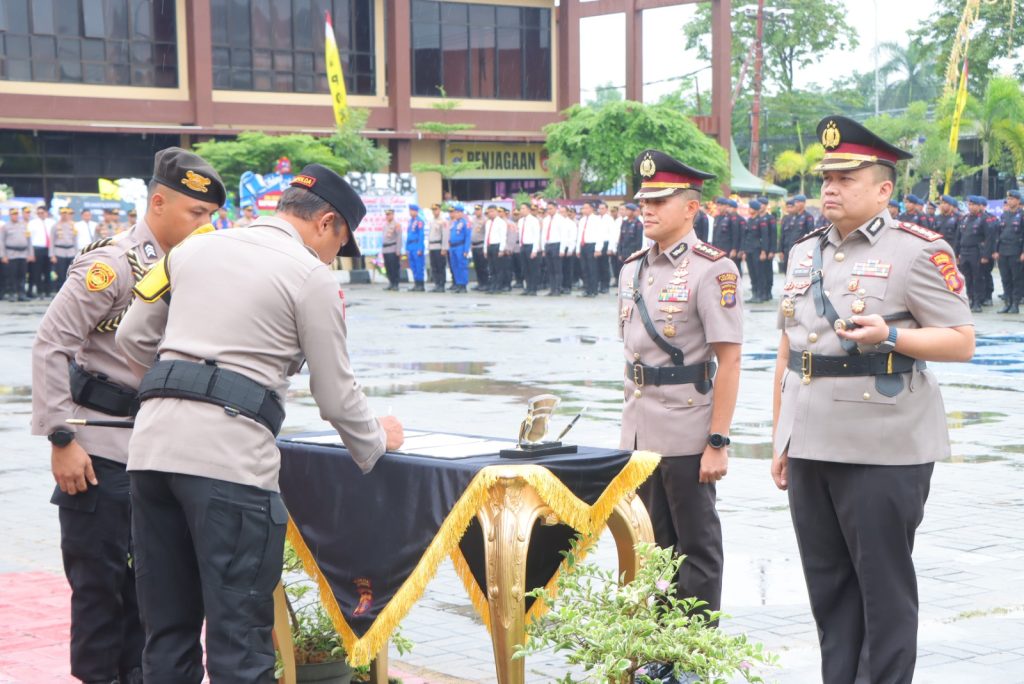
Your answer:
[472,241,484,247]
[69,361,140,417]
[382,242,396,248]
[138,359,285,435]
[788,349,921,381]
[626,361,717,387]
[429,241,442,246]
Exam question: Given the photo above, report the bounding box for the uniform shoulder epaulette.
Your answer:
[691,242,726,261]
[794,225,829,245]
[79,237,115,256]
[622,247,650,265]
[897,221,942,242]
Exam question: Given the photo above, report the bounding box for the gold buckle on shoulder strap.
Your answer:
[801,351,813,385]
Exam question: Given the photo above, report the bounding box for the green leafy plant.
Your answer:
[410,86,484,197]
[515,538,775,684]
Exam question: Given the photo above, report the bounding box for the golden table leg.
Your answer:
[606,490,656,583]
[273,581,296,684]
[478,476,553,684]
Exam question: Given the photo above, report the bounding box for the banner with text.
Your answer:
[445,143,548,180]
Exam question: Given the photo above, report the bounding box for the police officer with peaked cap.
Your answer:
[772,116,974,683]
[115,163,405,682]
[620,149,743,617]
[31,147,226,684]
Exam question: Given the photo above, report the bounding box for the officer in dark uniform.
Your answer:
[693,205,710,242]
[934,195,961,253]
[616,202,644,266]
[741,199,767,302]
[994,189,1023,313]
[757,199,777,300]
[959,195,999,312]
[899,194,930,228]
[887,199,900,219]
[792,194,816,240]
[777,198,797,274]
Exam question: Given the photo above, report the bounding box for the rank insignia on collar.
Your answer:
[692,242,726,261]
[142,242,157,259]
[180,170,211,194]
[670,242,688,258]
[864,217,885,236]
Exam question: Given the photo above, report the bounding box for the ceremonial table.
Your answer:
[271,432,659,684]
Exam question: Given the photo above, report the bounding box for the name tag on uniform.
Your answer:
[851,260,891,278]
[791,267,811,278]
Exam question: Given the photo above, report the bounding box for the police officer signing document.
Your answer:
[772,116,975,683]
[619,150,743,617]
[31,148,225,684]
[115,164,404,683]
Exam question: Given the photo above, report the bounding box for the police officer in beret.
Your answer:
[994,189,1023,313]
[620,149,743,619]
[899,194,931,229]
[959,195,999,312]
[934,194,961,253]
[773,116,974,683]
[406,204,427,291]
[31,147,226,684]
[116,163,405,682]
[777,198,797,274]
[887,198,900,219]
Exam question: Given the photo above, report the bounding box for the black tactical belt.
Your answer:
[471,241,484,247]
[627,361,717,387]
[450,240,466,247]
[429,241,442,246]
[138,359,285,435]
[382,242,396,247]
[69,361,140,417]
[788,349,921,380]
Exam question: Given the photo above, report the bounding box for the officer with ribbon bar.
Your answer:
[772,116,975,683]
[31,147,225,684]
[619,149,743,619]
[115,163,404,682]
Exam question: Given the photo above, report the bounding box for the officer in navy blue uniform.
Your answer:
[899,194,931,229]
[934,195,961,253]
[777,198,798,274]
[994,190,1024,313]
[959,195,999,313]
[741,200,769,302]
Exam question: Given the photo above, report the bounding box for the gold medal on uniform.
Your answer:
[847,278,859,292]
[781,297,795,318]
[620,304,631,322]
[659,305,682,314]
[663,322,677,337]
[851,299,866,314]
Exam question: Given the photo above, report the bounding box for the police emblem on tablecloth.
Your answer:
[639,153,656,178]
[822,120,841,149]
[353,577,373,616]
[929,252,964,294]
[85,261,116,292]
[717,272,738,308]
[180,170,211,194]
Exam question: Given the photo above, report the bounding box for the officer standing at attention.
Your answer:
[31,148,225,684]
[2,207,32,300]
[617,203,644,270]
[381,208,403,291]
[517,202,542,295]
[115,163,405,683]
[777,198,797,274]
[427,203,449,292]
[993,189,1023,314]
[470,204,489,291]
[693,203,711,242]
[447,203,470,293]
[540,203,563,296]
[50,208,80,292]
[577,201,601,298]
[959,195,998,313]
[772,116,974,683]
[710,198,738,266]
[234,205,257,228]
[741,200,766,302]
[620,149,743,618]
[934,195,961,253]
[887,198,901,219]
[405,204,426,291]
[792,194,816,242]
[899,194,929,228]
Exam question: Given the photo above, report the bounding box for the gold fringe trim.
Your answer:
[286,451,660,666]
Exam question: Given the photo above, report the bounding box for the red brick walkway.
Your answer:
[0,572,432,684]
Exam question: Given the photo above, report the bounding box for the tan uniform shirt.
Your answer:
[428,217,450,251]
[381,219,402,255]
[234,217,255,228]
[618,230,744,457]
[49,222,79,259]
[470,217,486,245]
[1,219,31,258]
[116,216,386,492]
[31,220,165,462]
[775,210,973,465]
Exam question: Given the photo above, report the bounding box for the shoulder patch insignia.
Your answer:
[929,251,965,294]
[692,242,726,261]
[85,261,117,292]
[623,247,650,265]
[133,257,170,303]
[898,222,942,241]
[717,272,738,307]
[794,225,829,245]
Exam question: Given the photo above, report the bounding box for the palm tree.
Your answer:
[994,119,1024,183]
[773,144,825,196]
[878,40,940,110]
[964,76,1024,195]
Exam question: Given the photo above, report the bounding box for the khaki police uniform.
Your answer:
[381,218,403,290]
[470,211,489,289]
[1,214,32,300]
[116,166,382,683]
[49,220,80,291]
[428,212,450,291]
[776,115,974,683]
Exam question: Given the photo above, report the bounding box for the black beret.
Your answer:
[152,147,226,208]
[290,164,366,258]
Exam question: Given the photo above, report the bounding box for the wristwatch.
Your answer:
[877,326,898,354]
[707,433,731,449]
[48,429,74,447]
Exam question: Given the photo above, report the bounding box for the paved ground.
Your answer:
[2,268,1024,683]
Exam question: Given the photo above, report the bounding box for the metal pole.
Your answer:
[749,0,765,177]
[873,0,880,116]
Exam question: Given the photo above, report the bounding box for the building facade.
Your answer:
[0,0,732,203]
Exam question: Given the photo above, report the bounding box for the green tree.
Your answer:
[994,119,1024,181]
[543,100,728,197]
[916,0,1024,93]
[961,76,1024,193]
[878,39,940,110]
[683,0,858,94]
[772,143,824,195]
[192,108,388,196]
[409,88,483,197]
[589,81,625,108]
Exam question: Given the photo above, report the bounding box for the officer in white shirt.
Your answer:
[28,204,56,298]
[596,201,615,293]
[483,205,509,293]
[578,202,601,297]
[75,209,99,249]
[517,203,542,295]
[540,203,563,296]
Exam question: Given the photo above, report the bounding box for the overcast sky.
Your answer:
[579,0,940,104]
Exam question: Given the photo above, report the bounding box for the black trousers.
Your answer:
[486,244,509,291]
[998,253,1023,301]
[31,246,51,295]
[130,471,287,684]
[428,248,445,289]
[638,454,723,614]
[579,243,598,295]
[472,245,488,286]
[51,456,143,683]
[54,255,74,292]
[983,257,995,301]
[383,252,400,286]
[596,242,610,292]
[788,458,933,684]
[4,257,28,296]
[960,252,984,305]
[510,250,523,286]
[544,244,562,293]
[520,245,541,292]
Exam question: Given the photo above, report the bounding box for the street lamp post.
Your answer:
[739,3,793,178]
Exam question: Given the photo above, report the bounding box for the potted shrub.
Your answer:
[515,538,777,684]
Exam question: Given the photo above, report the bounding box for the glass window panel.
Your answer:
[107,40,128,63]
[469,23,495,98]
[440,21,468,97]
[152,1,175,42]
[155,63,176,87]
[32,0,55,34]
[271,1,291,48]
[81,38,105,61]
[496,26,521,99]
[253,49,272,70]
[132,64,153,85]
[106,0,128,39]
[354,0,373,53]
[213,66,232,88]
[33,61,58,81]
[213,47,230,68]
[411,0,438,25]
[441,3,465,24]
[496,6,519,27]
[210,0,229,45]
[228,0,250,46]
[253,70,272,90]
[154,43,175,70]
[273,72,293,91]
[31,35,57,59]
[5,0,31,33]
[232,48,252,68]
[522,28,549,100]
[130,40,152,64]
[131,0,152,38]
[292,0,312,46]
[106,62,129,83]
[83,62,106,82]
[252,0,271,48]
[469,4,494,26]
[295,74,314,92]
[83,0,105,36]
[231,68,252,89]
[60,58,83,81]
[5,60,32,80]
[5,35,30,58]
[54,0,80,35]
[294,51,314,73]
[332,0,351,49]
[522,7,542,28]
[58,38,81,60]
[273,51,292,71]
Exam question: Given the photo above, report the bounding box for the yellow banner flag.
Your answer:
[324,12,348,127]
[98,178,120,200]
[946,57,969,190]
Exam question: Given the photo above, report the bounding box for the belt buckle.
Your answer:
[801,351,813,385]
[633,364,645,387]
